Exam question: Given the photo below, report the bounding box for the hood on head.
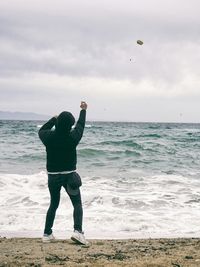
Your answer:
[56,111,75,133]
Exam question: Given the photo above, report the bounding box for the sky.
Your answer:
[0,0,200,122]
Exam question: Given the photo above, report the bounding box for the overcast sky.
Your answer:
[0,0,200,122]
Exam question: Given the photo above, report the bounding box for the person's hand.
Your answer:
[80,101,87,110]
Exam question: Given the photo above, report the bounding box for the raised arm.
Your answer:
[71,101,87,145]
[38,116,57,145]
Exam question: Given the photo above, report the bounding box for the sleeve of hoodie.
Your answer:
[70,109,86,145]
[38,117,57,146]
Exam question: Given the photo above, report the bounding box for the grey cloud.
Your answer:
[0,8,199,82]
[0,0,200,122]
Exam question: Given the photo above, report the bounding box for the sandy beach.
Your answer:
[0,237,200,267]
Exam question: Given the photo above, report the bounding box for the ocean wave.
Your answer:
[85,124,92,128]
[78,148,107,156]
[78,147,142,158]
[98,140,144,149]
[136,133,162,138]
[1,121,200,237]
[1,172,200,238]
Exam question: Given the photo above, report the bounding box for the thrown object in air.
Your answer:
[137,40,143,45]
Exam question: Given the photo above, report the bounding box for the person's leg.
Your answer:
[44,174,61,235]
[68,191,83,232]
[62,174,88,245]
[62,173,83,232]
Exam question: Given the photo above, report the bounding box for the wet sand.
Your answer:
[0,237,200,266]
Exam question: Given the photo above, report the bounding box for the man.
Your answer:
[38,101,88,245]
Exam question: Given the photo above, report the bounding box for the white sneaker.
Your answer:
[42,233,55,243]
[71,230,89,245]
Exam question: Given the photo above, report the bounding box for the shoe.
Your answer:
[42,233,55,243]
[71,230,89,245]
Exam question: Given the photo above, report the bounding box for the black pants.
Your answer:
[44,173,83,235]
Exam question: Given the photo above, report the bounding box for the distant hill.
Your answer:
[0,111,49,121]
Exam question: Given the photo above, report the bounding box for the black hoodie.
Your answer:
[38,110,86,172]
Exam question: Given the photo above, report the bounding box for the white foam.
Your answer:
[1,172,200,239]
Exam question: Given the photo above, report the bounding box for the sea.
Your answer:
[1,120,200,239]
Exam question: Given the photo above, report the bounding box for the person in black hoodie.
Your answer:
[38,101,88,245]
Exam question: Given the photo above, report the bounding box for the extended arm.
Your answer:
[71,102,87,145]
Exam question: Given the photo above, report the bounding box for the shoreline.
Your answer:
[1,237,200,266]
[1,230,200,240]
